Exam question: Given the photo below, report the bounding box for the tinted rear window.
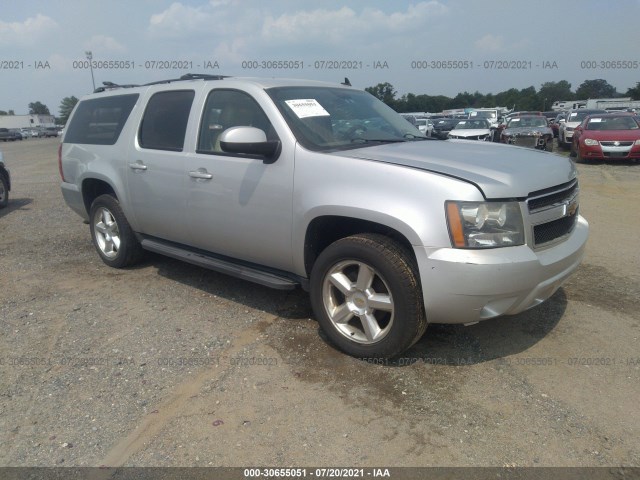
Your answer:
[64,94,138,145]
[138,90,195,151]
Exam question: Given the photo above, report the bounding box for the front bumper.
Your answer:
[415,215,588,324]
[562,130,574,143]
[580,143,640,160]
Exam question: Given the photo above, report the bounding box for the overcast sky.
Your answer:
[2,0,639,116]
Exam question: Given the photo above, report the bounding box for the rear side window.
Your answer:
[64,94,138,145]
[138,90,195,151]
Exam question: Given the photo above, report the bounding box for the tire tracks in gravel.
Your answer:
[97,315,278,467]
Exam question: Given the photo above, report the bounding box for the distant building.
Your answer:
[0,114,56,129]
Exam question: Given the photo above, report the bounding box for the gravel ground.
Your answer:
[0,138,638,468]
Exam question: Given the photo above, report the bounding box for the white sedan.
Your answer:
[448,118,493,141]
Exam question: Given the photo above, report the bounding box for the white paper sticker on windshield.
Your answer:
[285,99,330,119]
[589,118,602,123]
[469,111,477,116]
[458,121,466,125]
[511,118,521,122]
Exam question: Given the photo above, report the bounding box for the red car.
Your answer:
[571,114,640,163]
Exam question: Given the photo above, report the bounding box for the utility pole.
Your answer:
[85,51,95,91]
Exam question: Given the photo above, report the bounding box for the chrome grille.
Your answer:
[600,141,633,147]
[527,180,579,248]
[527,179,578,212]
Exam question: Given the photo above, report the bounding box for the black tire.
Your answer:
[569,141,576,157]
[310,233,427,359]
[558,135,567,150]
[545,140,553,152]
[89,194,143,268]
[0,173,8,208]
[575,149,588,164]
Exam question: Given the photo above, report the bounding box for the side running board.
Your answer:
[141,238,300,290]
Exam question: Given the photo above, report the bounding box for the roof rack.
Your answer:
[94,81,140,93]
[93,73,230,93]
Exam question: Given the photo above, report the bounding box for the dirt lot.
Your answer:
[0,138,638,469]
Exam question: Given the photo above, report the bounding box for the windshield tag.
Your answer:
[285,99,330,119]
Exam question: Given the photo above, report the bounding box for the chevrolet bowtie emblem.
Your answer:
[614,141,620,146]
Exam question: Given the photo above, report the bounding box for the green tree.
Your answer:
[365,82,398,109]
[0,110,14,115]
[538,80,574,109]
[58,96,79,125]
[575,79,618,99]
[626,82,640,100]
[28,101,51,115]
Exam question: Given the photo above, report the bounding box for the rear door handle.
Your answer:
[129,161,147,171]
[189,169,213,180]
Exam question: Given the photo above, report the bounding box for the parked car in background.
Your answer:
[558,109,607,149]
[432,118,461,139]
[500,115,553,151]
[0,150,10,208]
[415,118,434,137]
[447,118,492,141]
[8,129,23,140]
[570,113,640,163]
[26,128,46,138]
[44,127,59,138]
[550,113,566,138]
[0,128,16,142]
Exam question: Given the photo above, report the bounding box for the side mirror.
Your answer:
[219,126,280,161]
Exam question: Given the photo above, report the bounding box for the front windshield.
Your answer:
[586,116,639,130]
[267,86,423,151]
[507,116,547,128]
[453,119,489,130]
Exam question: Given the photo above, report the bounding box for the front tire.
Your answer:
[575,148,588,164]
[0,173,8,208]
[89,194,143,268]
[310,233,427,359]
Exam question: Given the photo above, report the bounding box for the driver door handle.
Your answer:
[189,169,213,180]
[129,161,147,171]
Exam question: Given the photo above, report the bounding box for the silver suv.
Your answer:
[60,74,589,358]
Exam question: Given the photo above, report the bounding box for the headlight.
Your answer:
[583,138,598,146]
[566,127,574,132]
[446,201,524,248]
[635,139,640,146]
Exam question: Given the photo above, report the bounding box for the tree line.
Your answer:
[366,79,640,113]
[2,79,639,124]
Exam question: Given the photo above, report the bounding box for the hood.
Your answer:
[581,130,640,142]
[448,129,491,138]
[336,139,577,199]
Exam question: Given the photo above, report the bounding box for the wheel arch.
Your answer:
[302,214,419,277]
[81,177,117,216]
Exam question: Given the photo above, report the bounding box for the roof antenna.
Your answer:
[341,77,351,87]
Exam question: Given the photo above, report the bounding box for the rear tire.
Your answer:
[89,194,143,268]
[310,233,427,359]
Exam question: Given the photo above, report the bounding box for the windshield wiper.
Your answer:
[350,138,407,144]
